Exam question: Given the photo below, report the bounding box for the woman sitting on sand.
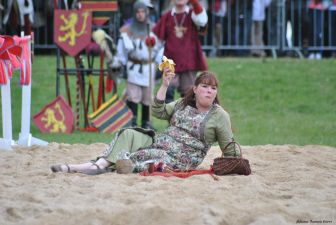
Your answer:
[51,69,240,174]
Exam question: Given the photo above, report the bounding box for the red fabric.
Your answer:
[0,62,6,84]
[0,36,8,84]
[14,36,31,85]
[0,35,23,85]
[152,11,208,73]
[85,42,101,54]
[8,53,20,69]
[106,77,113,93]
[0,36,15,59]
[140,167,216,179]
[189,0,203,14]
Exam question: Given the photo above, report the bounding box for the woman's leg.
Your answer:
[51,129,153,173]
[104,128,153,163]
[70,158,111,171]
[51,159,111,173]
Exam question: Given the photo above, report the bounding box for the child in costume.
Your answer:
[152,0,208,102]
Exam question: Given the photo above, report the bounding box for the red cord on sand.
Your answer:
[139,165,218,180]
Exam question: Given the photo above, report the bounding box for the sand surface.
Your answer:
[0,143,335,225]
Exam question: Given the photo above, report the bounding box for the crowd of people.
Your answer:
[118,0,336,59]
[1,0,335,59]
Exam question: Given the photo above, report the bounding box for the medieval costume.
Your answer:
[113,1,162,128]
[152,0,208,102]
[100,97,239,172]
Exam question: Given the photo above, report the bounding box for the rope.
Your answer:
[140,167,218,180]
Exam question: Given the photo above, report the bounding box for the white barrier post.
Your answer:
[17,34,48,147]
[0,66,14,150]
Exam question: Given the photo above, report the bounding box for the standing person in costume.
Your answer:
[152,0,208,103]
[51,69,240,175]
[111,1,162,129]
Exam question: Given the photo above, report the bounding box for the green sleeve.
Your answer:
[151,98,182,121]
[215,109,241,157]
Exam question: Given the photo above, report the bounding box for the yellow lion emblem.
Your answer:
[41,103,66,133]
[58,11,89,46]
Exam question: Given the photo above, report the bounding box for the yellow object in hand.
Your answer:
[159,56,176,75]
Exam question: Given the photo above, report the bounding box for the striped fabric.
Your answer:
[80,0,118,25]
[89,94,133,133]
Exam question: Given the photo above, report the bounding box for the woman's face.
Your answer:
[193,83,218,109]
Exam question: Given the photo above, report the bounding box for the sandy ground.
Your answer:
[0,143,335,225]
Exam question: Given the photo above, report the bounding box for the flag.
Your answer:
[89,94,133,133]
[54,10,92,56]
[33,96,74,133]
[80,0,118,26]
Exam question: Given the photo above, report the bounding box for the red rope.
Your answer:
[139,167,218,180]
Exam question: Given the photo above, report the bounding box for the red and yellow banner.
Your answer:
[33,96,74,133]
[80,0,118,25]
[54,10,92,56]
[89,94,133,133]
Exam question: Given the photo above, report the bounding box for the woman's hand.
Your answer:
[156,67,175,101]
[161,67,175,88]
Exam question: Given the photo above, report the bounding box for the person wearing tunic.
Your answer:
[50,69,240,174]
[112,1,162,129]
[152,0,208,103]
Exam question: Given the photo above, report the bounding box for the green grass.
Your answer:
[1,56,335,146]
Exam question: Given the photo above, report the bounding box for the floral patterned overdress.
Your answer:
[130,105,212,171]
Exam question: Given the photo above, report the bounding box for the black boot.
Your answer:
[127,101,138,127]
[141,104,155,130]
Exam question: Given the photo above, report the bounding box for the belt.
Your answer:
[128,57,151,64]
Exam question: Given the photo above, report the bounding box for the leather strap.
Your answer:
[128,57,151,64]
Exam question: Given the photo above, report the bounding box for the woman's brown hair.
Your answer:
[181,71,221,108]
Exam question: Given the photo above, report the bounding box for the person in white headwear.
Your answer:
[118,0,157,25]
[112,0,162,129]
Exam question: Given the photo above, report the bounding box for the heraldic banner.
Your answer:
[54,9,92,56]
[88,95,133,133]
[33,96,74,133]
[80,0,118,26]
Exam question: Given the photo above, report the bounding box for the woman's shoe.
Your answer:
[79,163,114,175]
[50,164,71,173]
[79,167,114,175]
